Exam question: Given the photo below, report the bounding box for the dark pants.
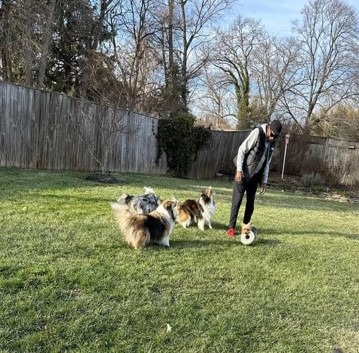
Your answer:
[228,173,260,229]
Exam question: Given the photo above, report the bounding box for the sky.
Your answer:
[230,0,359,36]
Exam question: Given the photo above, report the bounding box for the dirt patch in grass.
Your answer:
[85,173,125,184]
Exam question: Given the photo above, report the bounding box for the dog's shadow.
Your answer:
[169,221,281,249]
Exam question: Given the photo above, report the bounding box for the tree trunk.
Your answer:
[24,0,33,86]
[38,0,57,89]
[0,0,12,81]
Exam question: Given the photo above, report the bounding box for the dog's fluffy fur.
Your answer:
[116,187,160,214]
[111,199,177,249]
[176,186,216,231]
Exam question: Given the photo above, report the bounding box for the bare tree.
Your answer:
[0,0,38,84]
[311,104,359,140]
[0,0,12,81]
[177,0,233,107]
[104,0,160,112]
[37,0,57,89]
[210,15,265,129]
[152,0,234,116]
[251,36,302,124]
[195,67,237,128]
[285,0,359,127]
[79,0,120,98]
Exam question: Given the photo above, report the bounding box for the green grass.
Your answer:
[0,167,358,353]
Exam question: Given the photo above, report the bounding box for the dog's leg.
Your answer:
[162,236,170,247]
[179,220,188,228]
[156,235,170,247]
[203,214,212,229]
[183,217,192,228]
[197,218,205,231]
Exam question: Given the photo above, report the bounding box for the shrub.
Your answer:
[301,172,325,191]
[156,114,212,178]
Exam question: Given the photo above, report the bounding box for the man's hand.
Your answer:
[260,183,267,195]
[234,171,243,184]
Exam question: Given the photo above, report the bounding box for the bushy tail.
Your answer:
[110,202,150,248]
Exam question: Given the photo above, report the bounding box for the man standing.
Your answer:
[227,120,282,238]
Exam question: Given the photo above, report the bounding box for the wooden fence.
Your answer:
[0,81,167,174]
[300,135,359,186]
[1,80,358,185]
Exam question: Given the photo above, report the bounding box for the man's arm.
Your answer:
[235,129,259,172]
[260,146,275,194]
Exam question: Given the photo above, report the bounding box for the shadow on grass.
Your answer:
[170,238,280,249]
[259,228,359,241]
[343,233,359,240]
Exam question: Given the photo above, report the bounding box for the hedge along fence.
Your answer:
[1,80,358,185]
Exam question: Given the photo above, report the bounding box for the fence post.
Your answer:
[281,134,290,180]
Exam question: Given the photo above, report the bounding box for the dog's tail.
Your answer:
[110,202,150,249]
[117,193,132,205]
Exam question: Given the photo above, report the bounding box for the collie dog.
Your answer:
[111,199,177,249]
[116,187,160,214]
[176,186,216,231]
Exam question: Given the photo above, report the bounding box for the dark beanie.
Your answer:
[270,120,282,136]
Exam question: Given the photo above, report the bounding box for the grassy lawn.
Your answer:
[0,167,358,353]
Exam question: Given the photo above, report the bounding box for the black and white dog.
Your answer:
[116,187,160,214]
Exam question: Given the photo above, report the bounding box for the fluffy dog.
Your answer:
[111,199,177,249]
[176,186,216,231]
[116,187,160,214]
[241,222,253,236]
[240,222,257,245]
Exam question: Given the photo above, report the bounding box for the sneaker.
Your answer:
[227,228,235,238]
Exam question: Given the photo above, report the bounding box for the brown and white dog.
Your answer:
[111,199,177,249]
[176,187,216,231]
[240,222,257,245]
[241,222,253,236]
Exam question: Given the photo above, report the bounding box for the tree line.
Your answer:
[1,0,359,139]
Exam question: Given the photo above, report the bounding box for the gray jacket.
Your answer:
[235,124,275,184]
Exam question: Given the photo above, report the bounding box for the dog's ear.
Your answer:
[144,186,155,194]
[163,200,177,209]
